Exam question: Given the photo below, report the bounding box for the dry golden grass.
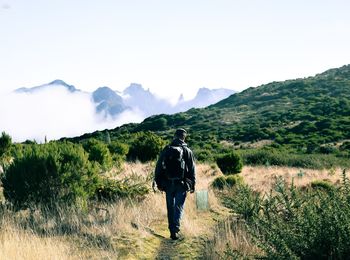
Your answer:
[0,204,123,259]
[1,162,342,259]
[201,165,346,259]
[0,162,227,259]
[0,226,72,260]
[241,165,343,193]
[203,218,261,259]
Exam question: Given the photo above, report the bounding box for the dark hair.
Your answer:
[175,128,187,139]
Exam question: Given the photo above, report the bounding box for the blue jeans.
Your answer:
[165,182,187,233]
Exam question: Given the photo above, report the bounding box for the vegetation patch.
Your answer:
[310,179,335,192]
[64,65,350,169]
[216,152,243,175]
[95,178,150,202]
[239,148,350,169]
[127,131,165,162]
[212,174,243,190]
[1,142,99,209]
[222,170,350,259]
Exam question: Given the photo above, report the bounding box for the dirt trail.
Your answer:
[120,206,229,259]
[111,165,231,259]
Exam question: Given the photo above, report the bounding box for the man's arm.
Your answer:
[185,148,196,191]
[154,149,166,190]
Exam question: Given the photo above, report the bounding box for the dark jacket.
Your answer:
[154,138,196,191]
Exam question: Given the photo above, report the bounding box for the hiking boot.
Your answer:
[170,232,178,240]
[170,233,178,240]
[170,231,184,241]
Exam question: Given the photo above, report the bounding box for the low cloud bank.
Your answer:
[0,86,144,143]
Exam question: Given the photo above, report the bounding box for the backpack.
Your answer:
[162,145,186,180]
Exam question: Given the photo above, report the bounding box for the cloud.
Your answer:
[1,3,10,9]
[0,86,144,143]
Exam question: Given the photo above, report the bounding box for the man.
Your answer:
[154,128,196,240]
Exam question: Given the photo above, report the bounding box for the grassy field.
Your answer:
[0,163,345,259]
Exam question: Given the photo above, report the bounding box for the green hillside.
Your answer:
[65,65,350,167]
[60,65,350,167]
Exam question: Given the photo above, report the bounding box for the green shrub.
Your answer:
[195,149,214,162]
[212,176,227,190]
[241,149,274,166]
[340,141,350,151]
[223,183,262,220]
[319,145,337,154]
[83,139,113,170]
[107,141,129,167]
[1,142,100,209]
[0,131,11,157]
[127,132,165,162]
[240,149,350,169]
[223,173,350,259]
[95,178,149,201]
[216,152,243,175]
[108,141,129,157]
[212,175,243,190]
[225,175,243,187]
[310,179,335,192]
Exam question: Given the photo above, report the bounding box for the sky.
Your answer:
[1,0,350,142]
[1,0,350,99]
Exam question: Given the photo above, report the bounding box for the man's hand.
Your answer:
[152,180,157,192]
[153,180,165,193]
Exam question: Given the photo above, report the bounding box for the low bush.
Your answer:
[310,179,335,192]
[108,141,129,157]
[212,175,243,190]
[82,139,113,170]
[95,178,149,201]
[223,183,262,220]
[127,132,165,162]
[240,148,350,169]
[0,131,12,157]
[225,175,243,187]
[216,152,243,175]
[212,176,227,190]
[1,142,100,209]
[223,171,350,259]
[107,141,129,167]
[194,149,214,162]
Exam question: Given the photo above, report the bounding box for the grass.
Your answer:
[1,162,345,259]
[239,149,350,169]
[0,225,72,260]
[0,162,228,259]
[203,217,261,259]
[241,165,344,193]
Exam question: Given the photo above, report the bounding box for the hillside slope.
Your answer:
[68,65,350,151]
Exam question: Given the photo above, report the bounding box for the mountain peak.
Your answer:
[15,79,77,93]
[196,87,212,97]
[48,79,77,92]
[92,86,127,117]
[124,83,150,96]
[93,86,123,103]
[49,79,69,86]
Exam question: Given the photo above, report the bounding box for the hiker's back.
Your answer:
[153,128,196,240]
[163,145,185,180]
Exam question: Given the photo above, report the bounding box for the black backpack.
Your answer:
[162,145,186,180]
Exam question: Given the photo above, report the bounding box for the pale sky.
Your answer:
[1,0,350,98]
